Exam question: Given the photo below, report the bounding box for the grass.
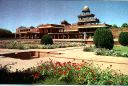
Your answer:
[114,45,128,53]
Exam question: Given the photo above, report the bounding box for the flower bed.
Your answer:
[33,61,128,85]
[0,61,128,84]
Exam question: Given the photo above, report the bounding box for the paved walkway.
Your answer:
[0,47,128,75]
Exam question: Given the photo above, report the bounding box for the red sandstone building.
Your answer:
[15,6,110,39]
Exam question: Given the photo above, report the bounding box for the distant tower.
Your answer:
[77,6,100,25]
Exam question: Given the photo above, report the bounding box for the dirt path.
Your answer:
[0,47,128,75]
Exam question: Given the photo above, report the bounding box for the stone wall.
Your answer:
[111,28,128,38]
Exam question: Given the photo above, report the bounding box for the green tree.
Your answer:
[96,18,100,23]
[119,32,128,46]
[93,28,114,49]
[121,23,128,28]
[19,26,26,28]
[61,20,71,25]
[0,28,12,38]
[30,26,35,29]
[112,24,118,28]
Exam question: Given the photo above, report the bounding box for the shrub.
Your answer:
[42,44,55,49]
[41,34,53,45]
[119,32,128,46]
[93,28,114,50]
[83,46,94,52]
[4,41,27,50]
[28,44,42,49]
[0,65,34,84]
[5,41,18,49]
[95,48,106,55]
[94,48,126,57]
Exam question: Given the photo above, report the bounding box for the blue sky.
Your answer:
[0,0,128,32]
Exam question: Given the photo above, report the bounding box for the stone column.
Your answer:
[19,34,21,39]
[83,32,86,40]
[15,33,17,39]
[68,34,69,39]
[62,34,64,39]
[58,34,59,39]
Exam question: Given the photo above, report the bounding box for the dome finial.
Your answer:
[82,5,90,12]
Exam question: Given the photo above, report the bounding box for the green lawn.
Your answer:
[114,45,128,53]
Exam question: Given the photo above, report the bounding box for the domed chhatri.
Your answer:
[78,5,99,25]
[77,5,110,38]
[82,5,90,12]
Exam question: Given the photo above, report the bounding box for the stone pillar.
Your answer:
[24,34,26,39]
[83,32,86,40]
[32,34,33,39]
[54,35,55,39]
[78,34,80,39]
[62,34,64,39]
[58,34,59,39]
[15,33,16,39]
[19,34,21,39]
[68,34,69,39]
[34,34,36,39]
[38,52,40,58]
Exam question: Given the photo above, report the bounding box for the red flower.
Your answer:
[63,71,67,75]
[94,77,96,80]
[76,67,80,70]
[72,63,77,67]
[67,61,71,64]
[38,66,43,70]
[58,70,62,74]
[33,72,40,79]
[79,63,84,67]
[67,67,70,71]
[56,61,62,67]
[63,62,66,66]
[78,74,80,76]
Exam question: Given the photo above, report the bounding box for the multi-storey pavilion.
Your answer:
[78,6,100,25]
[77,6,110,37]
